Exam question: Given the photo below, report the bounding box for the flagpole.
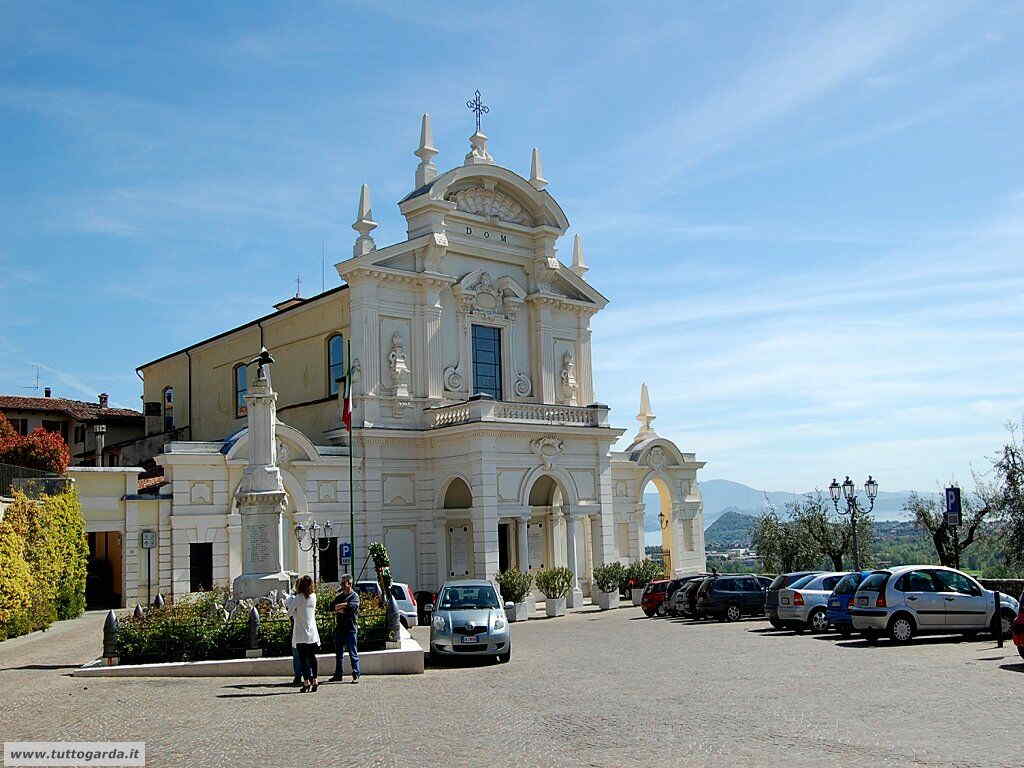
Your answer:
[346,339,355,577]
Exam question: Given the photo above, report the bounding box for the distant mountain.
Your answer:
[704,507,758,549]
[641,479,936,545]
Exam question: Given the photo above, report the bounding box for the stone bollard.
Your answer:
[245,605,262,658]
[152,593,165,608]
[133,604,144,619]
[102,610,119,666]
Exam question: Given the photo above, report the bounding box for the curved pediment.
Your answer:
[413,165,569,231]
[222,422,321,463]
[626,437,686,469]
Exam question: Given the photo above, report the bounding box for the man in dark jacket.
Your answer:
[329,575,361,683]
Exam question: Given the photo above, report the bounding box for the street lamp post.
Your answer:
[295,520,334,585]
[828,475,878,571]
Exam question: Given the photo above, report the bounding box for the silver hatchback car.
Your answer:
[849,565,1019,643]
[426,579,511,663]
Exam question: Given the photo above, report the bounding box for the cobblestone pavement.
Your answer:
[1,605,1022,767]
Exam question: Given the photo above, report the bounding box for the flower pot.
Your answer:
[505,601,530,622]
[545,597,566,617]
[596,590,618,611]
[631,588,644,606]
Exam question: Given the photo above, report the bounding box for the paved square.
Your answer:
[1,606,1020,767]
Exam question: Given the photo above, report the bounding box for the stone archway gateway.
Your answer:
[610,385,707,578]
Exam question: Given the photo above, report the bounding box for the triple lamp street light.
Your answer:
[294,519,334,586]
[828,475,879,572]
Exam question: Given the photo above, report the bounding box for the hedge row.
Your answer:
[0,490,88,641]
[114,586,389,665]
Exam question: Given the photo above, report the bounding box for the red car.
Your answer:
[641,580,670,617]
[1013,603,1024,660]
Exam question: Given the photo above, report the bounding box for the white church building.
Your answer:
[74,106,707,608]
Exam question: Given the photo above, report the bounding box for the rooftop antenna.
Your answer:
[21,365,42,392]
[295,274,302,298]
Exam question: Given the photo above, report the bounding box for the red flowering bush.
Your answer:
[0,416,71,474]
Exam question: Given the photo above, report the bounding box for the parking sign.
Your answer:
[944,487,961,527]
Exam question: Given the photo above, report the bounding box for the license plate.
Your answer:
[781,597,789,605]
[830,600,838,606]
[460,636,478,644]
[857,596,867,607]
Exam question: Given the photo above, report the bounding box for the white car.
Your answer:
[849,565,1019,643]
[777,571,850,633]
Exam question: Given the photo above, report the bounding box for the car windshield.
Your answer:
[390,585,408,602]
[438,585,500,610]
[858,572,889,592]
[788,574,816,590]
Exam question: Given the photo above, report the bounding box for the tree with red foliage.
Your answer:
[0,417,71,474]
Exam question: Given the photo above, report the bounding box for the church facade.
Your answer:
[121,113,706,605]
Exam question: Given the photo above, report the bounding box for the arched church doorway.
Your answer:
[442,478,473,579]
[526,474,565,573]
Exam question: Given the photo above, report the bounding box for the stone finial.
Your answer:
[635,383,657,440]
[570,233,588,277]
[352,183,378,258]
[133,603,144,619]
[529,147,548,190]
[102,609,118,659]
[414,113,439,188]
[464,131,494,166]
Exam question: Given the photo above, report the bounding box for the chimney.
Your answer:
[44,387,52,398]
[98,393,109,409]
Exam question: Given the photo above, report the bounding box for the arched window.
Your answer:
[234,364,248,418]
[327,333,344,396]
[162,387,174,431]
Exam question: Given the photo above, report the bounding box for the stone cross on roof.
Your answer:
[466,89,489,132]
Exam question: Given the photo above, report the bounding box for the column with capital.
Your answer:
[434,513,449,589]
[516,514,529,573]
[564,508,585,608]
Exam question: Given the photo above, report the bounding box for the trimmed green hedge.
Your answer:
[114,587,388,665]
[0,490,87,641]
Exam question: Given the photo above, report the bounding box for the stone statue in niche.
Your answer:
[558,350,578,406]
[388,332,411,416]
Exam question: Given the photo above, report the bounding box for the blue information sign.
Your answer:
[340,541,353,559]
[945,487,962,527]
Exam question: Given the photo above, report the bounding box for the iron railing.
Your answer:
[0,462,68,498]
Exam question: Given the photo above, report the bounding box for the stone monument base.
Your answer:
[233,571,293,600]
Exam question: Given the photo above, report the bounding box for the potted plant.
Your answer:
[592,562,624,611]
[535,567,573,617]
[627,559,663,606]
[495,568,534,622]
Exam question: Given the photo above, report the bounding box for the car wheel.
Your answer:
[656,602,668,617]
[769,617,783,630]
[808,608,829,634]
[498,647,511,664]
[888,614,915,644]
[643,607,656,617]
[724,604,742,622]
[1018,645,1024,662]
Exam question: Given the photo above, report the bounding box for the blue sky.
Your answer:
[2,1,1023,493]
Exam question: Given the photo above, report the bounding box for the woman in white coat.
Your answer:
[285,575,321,692]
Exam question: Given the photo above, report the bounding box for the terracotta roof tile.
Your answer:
[0,394,142,422]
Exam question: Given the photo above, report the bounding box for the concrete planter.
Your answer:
[596,590,618,610]
[631,588,644,606]
[545,597,566,617]
[506,601,530,622]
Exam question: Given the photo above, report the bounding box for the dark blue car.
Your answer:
[826,570,873,636]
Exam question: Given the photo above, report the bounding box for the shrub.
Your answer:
[114,588,389,664]
[625,559,664,589]
[0,427,71,474]
[592,562,625,593]
[495,568,533,604]
[0,490,87,641]
[534,567,574,600]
